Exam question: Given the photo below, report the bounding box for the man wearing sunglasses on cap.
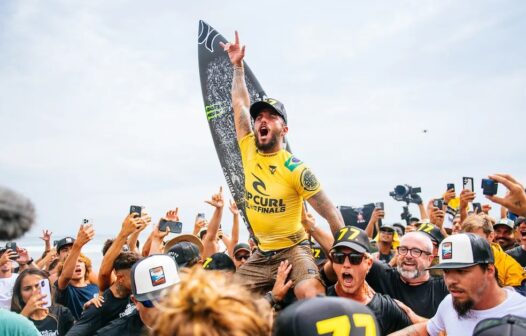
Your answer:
[326,226,412,335]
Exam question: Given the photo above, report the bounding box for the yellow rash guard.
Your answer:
[239,133,321,251]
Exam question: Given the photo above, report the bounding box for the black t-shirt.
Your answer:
[66,287,135,336]
[30,305,75,336]
[365,261,448,318]
[327,285,412,335]
[506,246,526,269]
[93,310,144,336]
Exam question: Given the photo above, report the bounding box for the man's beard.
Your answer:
[255,132,279,151]
[397,265,423,280]
[452,297,475,319]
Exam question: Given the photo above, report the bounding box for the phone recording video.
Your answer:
[130,205,142,218]
[462,177,474,192]
[481,178,498,196]
[158,219,183,234]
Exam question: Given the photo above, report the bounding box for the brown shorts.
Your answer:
[235,242,321,294]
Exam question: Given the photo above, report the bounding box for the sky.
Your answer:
[0,0,525,243]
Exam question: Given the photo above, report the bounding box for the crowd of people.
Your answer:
[2,30,526,336]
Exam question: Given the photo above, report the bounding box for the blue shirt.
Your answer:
[54,281,99,320]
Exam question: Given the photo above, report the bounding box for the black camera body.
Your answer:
[481,179,498,196]
[389,184,422,203]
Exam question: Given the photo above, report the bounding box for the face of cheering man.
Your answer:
[493,224,515,250]
[396,233,434,283]
[331,247,372,296]
[443,264,495,318]
[253,109,288,153]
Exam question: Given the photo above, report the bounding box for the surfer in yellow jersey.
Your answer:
[220,32,344,299]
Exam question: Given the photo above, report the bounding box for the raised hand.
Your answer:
[121,213,143,237]
[486,174,526,217]
[228,200,239,215]
[75,223,95,247]
[459,189,476,210]
[219,31,246,67]
[205,186,224,209]
[40,229,52,242]
[165,208,179,221]
[0,249,17,266]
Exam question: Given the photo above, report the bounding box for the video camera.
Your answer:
[389,184,422,203]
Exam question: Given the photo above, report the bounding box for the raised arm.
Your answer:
[301,205,334,257]
[220,31,251,139]
[98,213,144,292]
[307,190,344,234]
[227,199,240,256]
[58,224,94,290]
[203,187,224,258]
[365,208,383,238]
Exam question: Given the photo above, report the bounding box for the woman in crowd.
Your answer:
[11,268,75,335]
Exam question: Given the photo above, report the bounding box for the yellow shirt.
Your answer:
[492,243,526,287]
[239,133,321,251]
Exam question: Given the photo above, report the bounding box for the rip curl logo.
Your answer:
[198,21,219,53]
[442,242,453,260]
[251,173,269,196]
[300,168,320,191]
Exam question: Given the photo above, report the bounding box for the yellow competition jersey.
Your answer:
[239,133,322,251]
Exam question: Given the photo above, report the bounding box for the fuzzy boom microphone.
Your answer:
[0,186,35,240]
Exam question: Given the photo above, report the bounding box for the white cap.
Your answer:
[131,254,180,301]
[429,233,494,270]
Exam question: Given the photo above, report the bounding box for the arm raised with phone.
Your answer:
[58,224,95,290]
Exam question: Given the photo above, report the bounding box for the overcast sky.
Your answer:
[1,0,525,241]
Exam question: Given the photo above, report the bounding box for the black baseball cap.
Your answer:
[273,296,379,336]
[473,314,526,336]
[202,253,236,272]
[233,243,251,256]
[417,223,445,244]
[165,242,201,268]
[428,233,494,270]
[331,226,371,253]
[56,237,75,252]
[249,98,287,124]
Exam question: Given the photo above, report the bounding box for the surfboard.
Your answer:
[197,20,267,237]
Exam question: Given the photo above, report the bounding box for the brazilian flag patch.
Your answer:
[284,156,303,172]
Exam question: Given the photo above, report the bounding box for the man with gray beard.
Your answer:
[365,232,449,318]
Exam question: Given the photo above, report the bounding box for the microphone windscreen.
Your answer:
[0,186,36,240]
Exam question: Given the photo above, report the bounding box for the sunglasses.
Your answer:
[235,254,250,261]
[330,252,365,265]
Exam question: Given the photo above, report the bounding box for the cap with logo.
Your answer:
[273,296,379,336]
[56,237,75,252]
[494,218,515,230]
[130,254,180,302]
[233,243,251,256]
[202,253,236,272]
[428,233,494,270]
[249,98,287,124]
[331,226,371,253]
[417,223,446,244]
[165,242,201,268]
[473,314,526,336]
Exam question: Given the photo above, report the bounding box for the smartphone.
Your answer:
[375,202,384,210]
[481,178,498,196]
[473,202,482,214]
[433,199,444,209]
[463,177,474,192]
[158,219,183,234]
[39,279,52,308]
[81,218,92,227]
[447,183,455,192]
[130,205,142,217]
[196,213,205,221]
[5,242,19,260]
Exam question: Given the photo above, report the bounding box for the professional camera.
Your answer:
[389,184,422,203]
